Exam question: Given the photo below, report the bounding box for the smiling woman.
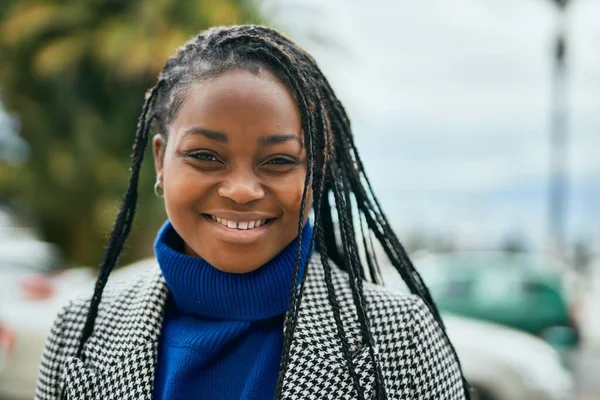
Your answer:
[35,25,470,400]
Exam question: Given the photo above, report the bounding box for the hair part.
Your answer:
[74,24,471,400]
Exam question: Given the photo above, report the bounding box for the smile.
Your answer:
[208,215,274,230]
[202,213,277,245]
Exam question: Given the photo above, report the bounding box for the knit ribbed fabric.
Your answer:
[153,220,314,400]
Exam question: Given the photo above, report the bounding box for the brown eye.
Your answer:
[266,157,297,166]
[189,151,221,163]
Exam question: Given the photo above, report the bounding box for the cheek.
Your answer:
[277,178,312,217]
[163,162,210,206]
[164,167,189,196]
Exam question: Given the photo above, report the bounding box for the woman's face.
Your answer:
[153,68,311,273]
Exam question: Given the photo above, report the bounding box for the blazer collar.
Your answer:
[279,255,376,398]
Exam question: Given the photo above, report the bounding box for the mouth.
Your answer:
[203,214,277,231]
[201,213,278,244]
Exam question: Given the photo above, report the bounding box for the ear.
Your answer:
[152,134,166,180]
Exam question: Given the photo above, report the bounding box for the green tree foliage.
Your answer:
[0,0,262,267]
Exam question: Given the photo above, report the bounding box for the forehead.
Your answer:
[169,68,302,143]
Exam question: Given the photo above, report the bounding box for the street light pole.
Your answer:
[547,0,569,258]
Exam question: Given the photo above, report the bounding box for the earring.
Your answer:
[154,180,164,198]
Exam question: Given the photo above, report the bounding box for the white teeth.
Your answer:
[210,216,270,230]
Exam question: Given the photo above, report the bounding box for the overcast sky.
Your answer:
[267,0,600,250]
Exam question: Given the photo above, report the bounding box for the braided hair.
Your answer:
[75,25,471,399]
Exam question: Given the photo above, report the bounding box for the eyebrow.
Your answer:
[258,134,300,147]
[184,127,300,147]
[183,127,228,143]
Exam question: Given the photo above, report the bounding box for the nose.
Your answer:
[217,169,265,204]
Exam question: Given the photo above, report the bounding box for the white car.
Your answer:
[446,314,572,400]
[0,267,93,399]
[0,209,69,398]
[0,259,574,399]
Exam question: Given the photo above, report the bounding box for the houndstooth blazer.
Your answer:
[35,254,466,399]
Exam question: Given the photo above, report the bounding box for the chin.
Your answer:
[202,252,271,274]
[212,261,263,274]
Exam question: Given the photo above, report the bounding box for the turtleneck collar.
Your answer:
[154,220,314,321]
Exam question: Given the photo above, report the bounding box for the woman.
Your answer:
[35,25,469,399]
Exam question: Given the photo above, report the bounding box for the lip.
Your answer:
[202,214,277,245]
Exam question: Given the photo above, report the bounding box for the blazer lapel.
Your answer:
[280,256,376,399]
[63,339,157,399]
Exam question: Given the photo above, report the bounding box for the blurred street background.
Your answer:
[0,0,599,399]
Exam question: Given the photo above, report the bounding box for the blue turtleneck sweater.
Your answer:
[153,220,313,400]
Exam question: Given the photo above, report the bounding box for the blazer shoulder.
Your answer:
[57,263,160,326]
[35,264,166,400]
[361,278,430,342]
[322,259,420,319]
[362,281,466,399]
[307,255,420,326]
[363,279,421,312]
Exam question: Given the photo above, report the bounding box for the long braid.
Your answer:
[359,208,380,285]
[322,81,470,396]
[366,218,382,284]
[279,99,373,398]
[333,117,467,395]
[316,219,366,400]
[76,81,162,359]
[314,62,469,396]
[325,84,441,316]
[345,123,473,399]
[274,145,332,397]
[319,188,343,266]
[328,155,388,399]
[312,76,390,396]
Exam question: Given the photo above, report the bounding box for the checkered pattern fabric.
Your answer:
[35,254,465,399]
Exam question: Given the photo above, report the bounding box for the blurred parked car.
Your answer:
[0,320,16,374]
[0,267,93,399]
[1,257,574,399]
[0,100,28,164]
[0,207,73,398]
[579,254,600,348]
[382,264,573,400]
[0,207,64,278]
[446,315,572,400]
[409,251,580,350]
